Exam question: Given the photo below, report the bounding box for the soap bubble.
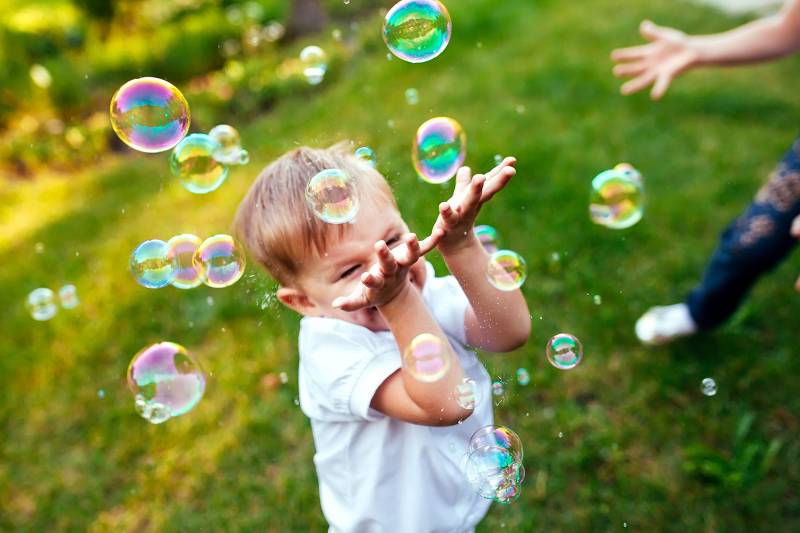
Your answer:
[127,342,206,424]
[413,116,466,184]
[455,378,477,409]
[300,45,327,85]
[30,64,52,89]
[194,234,246,288]
[238,149,250,165]
[701,378,717,397]
[474,225,500,254]
[403,333,450,382]
[516,368,530,386]
[546,333,583,370]
[487,250,527,291]
[383,0,452,63]
[405,87,419,105]
[492,381,504,397]
[130,239,176,289]
[26,288,57,321]
[170,133,230,194]
[354,146,377,168]
[593,294,602,305]
[589,165,644,229]
[167,234,203,289]
[465,425,524,503]
[109,77,190,153]
[58,284,79,309]
[208,124,244,165]
[305,168,359,224]
[614,162,643,184]
[470,425,523,461]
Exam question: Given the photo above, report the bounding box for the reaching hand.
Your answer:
[331,231,443,312]
[433,157,517,254]
[611,20,699,100]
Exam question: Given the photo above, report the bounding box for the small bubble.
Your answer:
[34,242,45,254]
[98,389,105,399]
[279,371,288,384]
[701,378,717,397]
[206,296,214,306]
[293,397,300,406]
[593,294,602,305]
[558,431,563,438]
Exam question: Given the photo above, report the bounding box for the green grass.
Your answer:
[2,0,800,530]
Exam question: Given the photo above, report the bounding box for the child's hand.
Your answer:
[332,231,443,312]
[433,157,517,255]
[611,20,699,100]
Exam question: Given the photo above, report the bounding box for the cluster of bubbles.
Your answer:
[486,250,527,291]
[305,168,360,224]
[464,425,525,504]
[127,342,206,424]
[354,146,377,168]
[109,77,190,153]
[170,124,249,194]
[25,284,79,321]
[130,234,246,289]
[546,333,583,370]
[300,45,328,85]
[589,163,644,229]
[474,225,500,253]
[701,378,717,397]
[383,0,452,63]
[413,116,466,184]
[403,333,450,382]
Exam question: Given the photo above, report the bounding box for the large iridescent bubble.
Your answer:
[464,425,525,504]
[130,239,176,289]
[109,77,190,153]
[589,165,644,229]
[299,45,328,85]
[193,234,246,288]
[413,117,466,184]
[486,249,527,291]
[170,133,230,194]
[546,333,583,370]
[166,234,203,289]
[127,342,206,424]
[403,333,450,382]
[305,168,359,224]
[383,0,452,63]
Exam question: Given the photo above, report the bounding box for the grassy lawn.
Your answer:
[2,0,800,530]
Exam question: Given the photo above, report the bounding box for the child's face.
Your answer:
[290,199,427,331]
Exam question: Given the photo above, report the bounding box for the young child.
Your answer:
[611,0,800,345]
[234,144,530,532]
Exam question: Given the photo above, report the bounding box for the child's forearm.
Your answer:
[378,285,470,421]
[690,2,800,67]
[441,235,530,352]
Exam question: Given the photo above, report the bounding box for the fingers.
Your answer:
[439,201,459,228]
[613,61,648,78]
[650,69,675,100]
[481,165,515,203]
[485,157,517,181]
[463,174,485,213]
[621,70,657,96]
[611,43,654,63]
[396,233,422,267]
[375,240,398,277]
[332,291,371,312]
[419,227,444,255]
[453,166,472,195]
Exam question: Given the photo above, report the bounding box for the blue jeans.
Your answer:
[686,138,800,329]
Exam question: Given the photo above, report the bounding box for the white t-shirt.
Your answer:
[298,262,494,533]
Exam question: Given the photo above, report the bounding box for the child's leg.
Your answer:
[686,138,800,329]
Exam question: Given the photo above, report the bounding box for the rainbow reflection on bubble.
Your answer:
[474,225,500,254]
[455,377,477,409]
[463,426,525,504]
[193,234,246,288]
[109,77,190,153]
[58,284,79,309]
[413,117,466,184]
[130,239,176,289]
[470,425,524,461]
[354,146,377,168]
[589,165,644,229]
[403,333,449,382]
[383,0,451,63]
[300,45,328,85]
[170,133,230,194]
[208,124,244,165]
[26,288,57,321]
[305,168,359,224]
[167,234,203,289]
[127,341,206,424]
[546,333,583,370]
[516,367,530,386]
[487,249,527,291]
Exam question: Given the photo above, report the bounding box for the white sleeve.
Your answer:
[422,262,470,346]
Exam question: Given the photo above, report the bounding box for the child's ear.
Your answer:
[276,286,318,316]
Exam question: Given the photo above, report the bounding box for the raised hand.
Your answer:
[434,157,517,254]
[611,20,699,100]
[332,230,443,312]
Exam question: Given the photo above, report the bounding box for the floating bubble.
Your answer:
[30,64,52,89]
[492,381,504,397]
[470,425,523,461]
[130,239,176,289]
[413,116,466,184]
[701,378,717,397]
[300,45,327,85]
[305,168,359,224]
[383,0,452,63]
[474,225,500,254]
[614,162,643,184]
[464,445,516,499]
[109,77,190,153]
[208,124,243,165]
[127,342,206,424]
[516,368,530,386]
[403,333,450,382]
[194,234,246,288]
[238,149,250,165]
[354,146,377,168]
[166,234,203,289]
[405,87,419,105]
[455,378,477,409]
[546,333,583,370]
[26,288,57,321]
[170,133,230,194]
[593,294,602,306]
[58,284,79,309]
[494,154,503,165]
[487,250,527,291]
[589,166,644,229]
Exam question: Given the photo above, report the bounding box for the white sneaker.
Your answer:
[635,303,697,346]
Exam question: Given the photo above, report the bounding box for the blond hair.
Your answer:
[234,143,397,286]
